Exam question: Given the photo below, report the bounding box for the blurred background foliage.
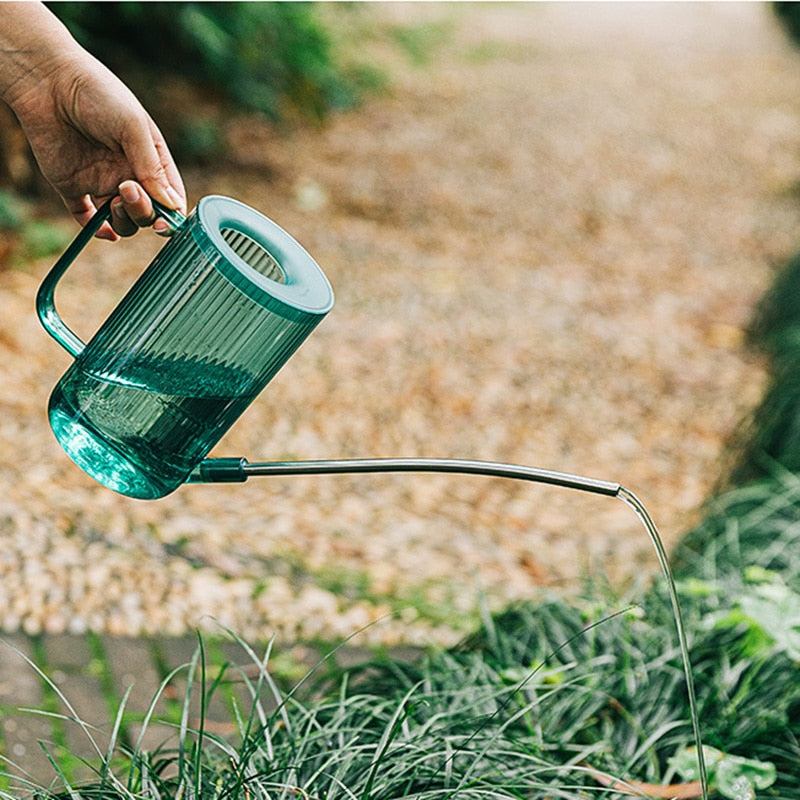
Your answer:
[48,2,371,124]
[774,2,800,46]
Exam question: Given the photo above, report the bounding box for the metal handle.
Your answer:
[36,198,186,358]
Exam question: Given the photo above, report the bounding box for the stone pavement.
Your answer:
[0,632,394,793]
[0,633,232,790]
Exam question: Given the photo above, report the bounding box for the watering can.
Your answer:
[35,192,622,502]
[36,192,623,502]
[36,195,621,499]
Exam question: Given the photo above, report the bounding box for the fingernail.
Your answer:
[119,181,139,203]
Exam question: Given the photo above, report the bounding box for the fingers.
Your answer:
[96,220,120,241]
[60,115,186,239]
[111,180,153,237]
[152,132,187,212]
[70,179,177,240]
[111,179,177,237]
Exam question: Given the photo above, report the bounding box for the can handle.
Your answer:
[36,198,186,358]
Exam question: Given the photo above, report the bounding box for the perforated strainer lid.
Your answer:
[195,195,334,319]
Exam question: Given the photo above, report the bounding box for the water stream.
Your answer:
[618,485,709,800]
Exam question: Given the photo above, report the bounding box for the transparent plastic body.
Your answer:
[38,196,333,499]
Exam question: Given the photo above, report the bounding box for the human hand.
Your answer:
[0,3,186,240]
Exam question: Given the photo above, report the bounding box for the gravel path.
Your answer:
[1,3,799,646]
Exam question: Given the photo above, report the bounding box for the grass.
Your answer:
[0,581,792,800]
[7,412,800,793]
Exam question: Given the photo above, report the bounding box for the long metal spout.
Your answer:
[188,456,621,497]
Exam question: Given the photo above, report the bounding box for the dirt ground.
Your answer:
[1,3,800,646]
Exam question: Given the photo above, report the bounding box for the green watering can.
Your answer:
[35,192,626,502]
[35,191,625,503]
[35,193,622,502]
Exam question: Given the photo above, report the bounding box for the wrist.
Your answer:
[0,3,82,109]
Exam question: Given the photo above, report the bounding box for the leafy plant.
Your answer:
[671,746,776,800]
[0,190,27,230]
[712,570,800,660]
[49,2,365,121]
[390,20,454,67]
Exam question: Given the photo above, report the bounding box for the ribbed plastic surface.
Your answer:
[47,198,332,499]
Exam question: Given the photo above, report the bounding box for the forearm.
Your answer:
[0,2,82,109]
